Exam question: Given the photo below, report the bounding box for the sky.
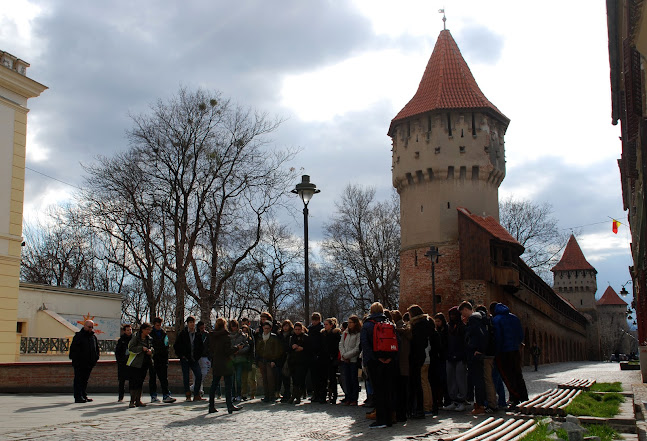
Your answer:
[1,0,634,309]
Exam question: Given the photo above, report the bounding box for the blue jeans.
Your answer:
[232,360,245,397]
[181,358,202,395]
[492,364,507,407]
[340,361,359,402]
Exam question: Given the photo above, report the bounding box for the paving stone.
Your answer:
[0,361,641,440]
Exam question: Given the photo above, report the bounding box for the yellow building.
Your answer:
[17,282,122,361]
[0,51,47,362]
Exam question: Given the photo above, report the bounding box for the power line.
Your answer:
[25,166,83,190]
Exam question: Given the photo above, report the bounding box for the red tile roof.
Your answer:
[389,30,508,135]
[457,207,524,251]
[597,286,628,306]
[551,235,596,273]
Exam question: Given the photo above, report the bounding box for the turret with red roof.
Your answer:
[551,235,598,311]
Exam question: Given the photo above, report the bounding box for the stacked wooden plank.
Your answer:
[438,417,536,441]
[516,388,581,416]
[557,378,596,390]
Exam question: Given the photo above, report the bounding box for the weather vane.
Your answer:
[438,8,446,30]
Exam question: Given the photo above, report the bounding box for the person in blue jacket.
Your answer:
[490,302,528,409]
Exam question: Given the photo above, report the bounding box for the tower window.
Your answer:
[428,114,432,132]
[415,250,418,266]
[407,121,411,138]
[461,129,464,138]
[459,146,466,154]
[416,170,424,182]
[421,205,424,212]
[406,173,414,185]
[447,166,454,179]
[472,166,479,180]
[427,168,434,181]
[435,146,441,154]
[447,202,451,209]
[472,113,476,136]
[447,113,452,137]
[459,166,466,180]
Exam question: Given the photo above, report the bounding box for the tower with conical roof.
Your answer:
[390,29,510,311]
[551,235,598,311]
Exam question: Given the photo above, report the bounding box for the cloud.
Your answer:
[455,26,504,65]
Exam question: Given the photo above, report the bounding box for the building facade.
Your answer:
[0,51,46,362]
[390,29,590,363]
[607,0,647,348]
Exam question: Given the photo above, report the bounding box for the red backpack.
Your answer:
[371,320,398,357]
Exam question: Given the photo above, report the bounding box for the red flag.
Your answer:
[612,219,620,234]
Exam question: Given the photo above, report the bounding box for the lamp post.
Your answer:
[292,175,320,324]
[424,245,443,315]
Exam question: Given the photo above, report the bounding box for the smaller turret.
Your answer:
[551,235,598,310]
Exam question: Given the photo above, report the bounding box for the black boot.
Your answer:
[208,394,217,413]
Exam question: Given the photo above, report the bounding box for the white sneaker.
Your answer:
[151,397,160,403]
[163,396,177,403]
[442,403,457,411]
[455,403,466,412]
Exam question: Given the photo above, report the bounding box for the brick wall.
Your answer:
[0,359,217,394]
[399,244,461,315]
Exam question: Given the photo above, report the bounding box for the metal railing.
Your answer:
[19,337,118,354]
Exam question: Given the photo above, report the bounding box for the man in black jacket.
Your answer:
[459,302,488,415]
[307,312,326,403]
[69,320,100,403]
[149,317,176,403]
[173,316,204,401]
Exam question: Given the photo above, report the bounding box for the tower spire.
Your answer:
[439,8,446,30]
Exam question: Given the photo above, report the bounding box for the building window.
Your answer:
[16,322,23,333]
[447,112,452,137]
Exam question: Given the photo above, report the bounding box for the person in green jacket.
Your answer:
[127,322,154,408]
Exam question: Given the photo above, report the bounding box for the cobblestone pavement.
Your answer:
[0,361,641,441]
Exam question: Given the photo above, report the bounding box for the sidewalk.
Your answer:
[0,361,641,440]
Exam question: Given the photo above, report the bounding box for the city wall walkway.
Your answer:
[0,361,641,440]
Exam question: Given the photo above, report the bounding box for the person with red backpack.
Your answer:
[360,302,399,429]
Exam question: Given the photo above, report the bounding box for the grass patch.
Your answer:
[521,420,621,441]
[520,420,552,441]
[590,382,623,392]
[563,392,624,417]
[584,424,621,440]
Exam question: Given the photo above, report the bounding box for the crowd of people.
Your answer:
[69,300,529,429]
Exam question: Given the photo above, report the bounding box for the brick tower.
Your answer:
[389,30,510,313]
[551,235,598,311]
[551,234,600,359]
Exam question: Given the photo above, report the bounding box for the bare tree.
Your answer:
[22,205,98,289]
[499,196,571,280]
[245,222,301,318]
[127,88,296,327]
[83,151,169,322]
[322,185,400,310]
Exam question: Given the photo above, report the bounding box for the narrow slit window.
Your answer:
[406,172,414,184]
[472,166,479,180]
[447,166,454,179]
[427,168,434,181]
[472,113,476,136]
[459,166,466,180]
[447,113,452,137]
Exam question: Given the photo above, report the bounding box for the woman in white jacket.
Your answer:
[339,315,362,405]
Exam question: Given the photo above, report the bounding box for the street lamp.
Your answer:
[292,175,320,324]
[620,280,632,296]
[424,245,443,315]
